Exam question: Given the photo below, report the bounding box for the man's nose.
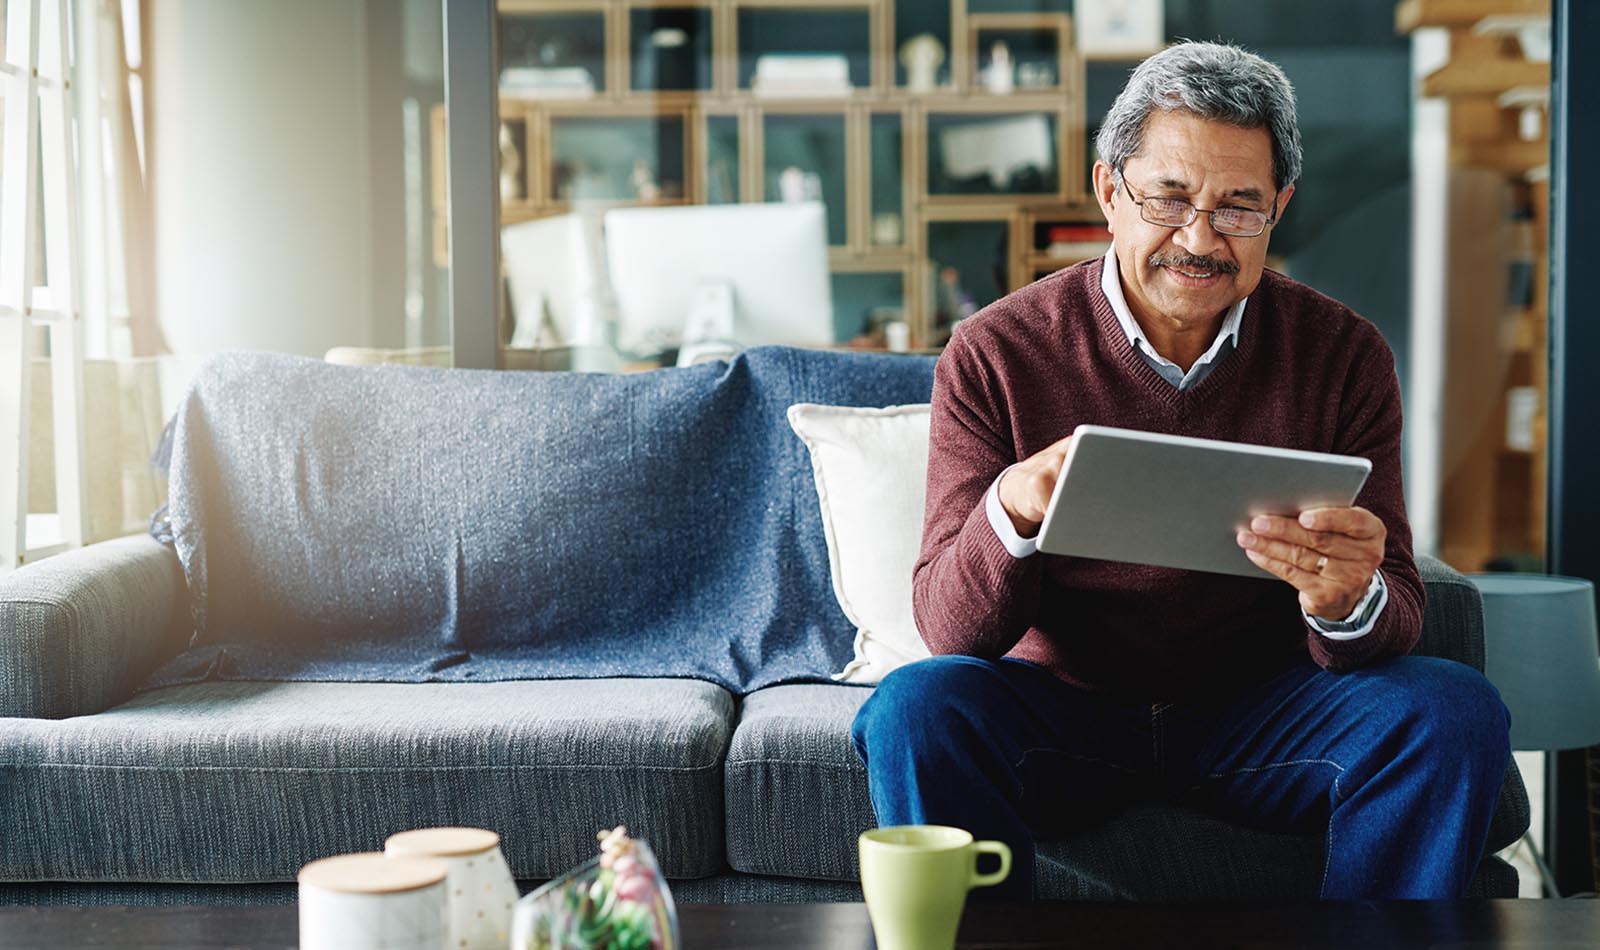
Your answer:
[1173,212,1227,256]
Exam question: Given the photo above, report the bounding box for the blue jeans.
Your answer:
[851,654,1511,900]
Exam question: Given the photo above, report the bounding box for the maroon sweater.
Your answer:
[913,258,1423,702]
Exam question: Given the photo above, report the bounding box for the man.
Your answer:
[852,41,1510,901]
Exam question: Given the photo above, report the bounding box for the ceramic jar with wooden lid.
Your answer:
[386,827,520,950]
[298,852,449,950]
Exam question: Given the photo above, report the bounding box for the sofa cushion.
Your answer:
[725,685,878,881]
[785,403,934,683]
[149,346,937,696]
[725,682,1525,898]
[0,680,732,883]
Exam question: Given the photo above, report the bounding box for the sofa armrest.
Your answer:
[0,534,189,719]
[1413,554,1485,671]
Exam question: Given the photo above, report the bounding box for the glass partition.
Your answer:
[478,0,1555,620]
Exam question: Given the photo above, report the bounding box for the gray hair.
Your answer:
[1096,41,1303,191]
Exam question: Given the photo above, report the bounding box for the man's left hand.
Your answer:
[1236,507,1386,621]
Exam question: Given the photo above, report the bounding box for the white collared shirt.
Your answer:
[981,249,1387,638]
[1100,247,1247,392]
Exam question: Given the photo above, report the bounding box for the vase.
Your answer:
[511,839,678,950]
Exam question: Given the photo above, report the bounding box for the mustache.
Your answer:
[1148,252,1239,276]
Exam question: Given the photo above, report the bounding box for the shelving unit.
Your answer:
[1398,0,1550,571]
[439,0,1110,350]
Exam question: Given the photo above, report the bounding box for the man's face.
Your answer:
[1092,110,1294,334]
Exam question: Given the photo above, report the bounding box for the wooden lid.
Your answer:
[297,853,447,895]
[384,827,500,858]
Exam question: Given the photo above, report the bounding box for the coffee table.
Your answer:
[0,900,1596,948]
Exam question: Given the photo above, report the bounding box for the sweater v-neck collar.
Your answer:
[1086,256,1257,405]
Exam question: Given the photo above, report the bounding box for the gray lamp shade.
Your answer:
[1469,573,1600,752]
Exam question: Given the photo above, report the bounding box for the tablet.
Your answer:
[1035,425,1372,578]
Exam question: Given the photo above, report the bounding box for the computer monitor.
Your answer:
[603,202,834,362]
[501,212,606,349]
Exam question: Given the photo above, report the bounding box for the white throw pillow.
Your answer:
[787,402,933,683]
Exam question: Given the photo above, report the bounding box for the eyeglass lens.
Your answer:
[1145,194,1267,235]
[1140,195,1268,237]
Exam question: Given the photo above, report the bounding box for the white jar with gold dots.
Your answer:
[386,827,520,950]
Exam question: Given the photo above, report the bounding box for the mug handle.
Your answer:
[969,840,1012,889]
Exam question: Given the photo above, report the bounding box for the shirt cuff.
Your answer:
[985,467,1039,560]
[1305,570,1388,641]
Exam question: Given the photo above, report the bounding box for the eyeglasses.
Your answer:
[1120,178,1278,238]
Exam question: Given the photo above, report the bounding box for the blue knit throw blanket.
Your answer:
[146,346,935,694]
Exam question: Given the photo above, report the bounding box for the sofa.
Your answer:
[0,346,1528,904]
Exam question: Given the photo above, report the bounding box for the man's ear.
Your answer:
[1272,183,1296,223]
[1092,161,1118,232]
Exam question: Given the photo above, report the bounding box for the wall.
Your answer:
[149,0,374,357]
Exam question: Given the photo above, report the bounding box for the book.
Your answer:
[1044,224,1112,243]
[499,67,597,100]
[752,54,853,98]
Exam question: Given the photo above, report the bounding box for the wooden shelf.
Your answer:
[1507,307,1540,353]
[1420,58,1549,97]
[1395,0,1549,33]
[514,89,1077,109]
[735,0,876,8]
[828,250,915,271]
[1449,139,1549,173]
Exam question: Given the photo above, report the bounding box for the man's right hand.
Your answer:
[996,434,1074,538]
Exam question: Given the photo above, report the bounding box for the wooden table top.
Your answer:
[0,899,1597,949]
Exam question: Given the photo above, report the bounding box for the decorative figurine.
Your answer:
[630,158,661,201]
[872,212,903,246]
[777,166,822,204]
[983,41,1014,95]
[1016,61,1056,89]
[779,166,807,204]
[899,33,945,93]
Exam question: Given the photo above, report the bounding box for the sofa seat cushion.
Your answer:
[0,680,732,883]
[724,683,1525,899]
[725,685,878,881]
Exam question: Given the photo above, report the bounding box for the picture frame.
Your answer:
[1074,0,1164,59]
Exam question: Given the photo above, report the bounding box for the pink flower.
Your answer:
[614,874,655,904]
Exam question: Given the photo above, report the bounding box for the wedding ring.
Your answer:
[1314,555,1329,575]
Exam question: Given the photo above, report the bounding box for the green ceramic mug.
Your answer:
[857,825,1012,950]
